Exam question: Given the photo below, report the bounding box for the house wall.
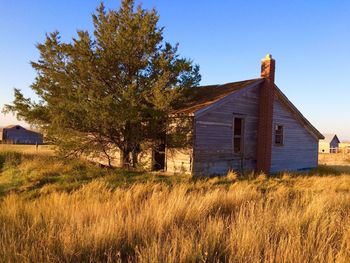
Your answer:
[271,97,318,172]
[164,116,193,174]
[193,84,261,176]
[94,146,192,174]
[166,148,192,174]
[3,127,43,144]
[89,148,153,169]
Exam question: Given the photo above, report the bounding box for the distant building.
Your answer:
[0,125,43,145]
[319,134,340,153]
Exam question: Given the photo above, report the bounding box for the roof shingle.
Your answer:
[173,78,262,115]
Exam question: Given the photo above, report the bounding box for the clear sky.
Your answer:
[1,1,349,139]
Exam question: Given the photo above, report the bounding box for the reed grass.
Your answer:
[0,150,350,262]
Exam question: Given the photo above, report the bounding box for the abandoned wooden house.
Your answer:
[162,54,324,175]
[0,125,43,145]
[319,134,340,153]
[112,55,324,175]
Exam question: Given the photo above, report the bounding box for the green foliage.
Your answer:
[3,0,201,167]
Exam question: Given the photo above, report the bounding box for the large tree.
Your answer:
[4,0,201,167]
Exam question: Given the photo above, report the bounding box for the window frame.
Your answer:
[274,124,284,146]
[232,116,245,155]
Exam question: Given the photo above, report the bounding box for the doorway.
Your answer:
[152,143,165,171]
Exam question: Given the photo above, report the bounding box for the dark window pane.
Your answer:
[275,125,283,133]
[275,125,284,145]
[234,118,242,136]
[234,138,241,153]
[275,135,282,144]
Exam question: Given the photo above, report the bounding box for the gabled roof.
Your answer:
[4,125,19,129]
[1,125,25,131]
[173,78,262,115]
[1,125,42,135]
[320,134,340,143]
[173,78,324,140]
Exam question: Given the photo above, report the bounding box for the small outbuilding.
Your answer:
[318,134,340,153]
[0,125,43,145]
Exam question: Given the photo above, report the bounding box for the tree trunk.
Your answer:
[132,150,138,168]
[101,145,113,168]
[106,155,112,168]
[120,149,131,169]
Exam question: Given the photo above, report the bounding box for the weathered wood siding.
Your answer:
[271,97,318,172]
[94,146,191,173]
[165,116,193,174]
[94,146,190,173]
[88,148,152,169]
[193,85,261,175]
[166,148,192,174]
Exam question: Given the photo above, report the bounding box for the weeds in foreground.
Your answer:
[1,151,350,262]
[1,178,350,262]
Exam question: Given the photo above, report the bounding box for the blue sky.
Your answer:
[1,1,349,139]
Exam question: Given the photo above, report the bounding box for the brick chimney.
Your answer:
[256,54,275,174]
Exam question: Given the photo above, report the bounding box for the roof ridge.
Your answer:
[197,78,263,89]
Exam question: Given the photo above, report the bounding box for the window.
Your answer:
[233,117,244,154]
[275,125,284,146]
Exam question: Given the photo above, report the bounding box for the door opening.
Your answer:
[152,143,165,171]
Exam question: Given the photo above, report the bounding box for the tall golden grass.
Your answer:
[319,152,350,165]
[0,144,55,155]
[1,175,350,262]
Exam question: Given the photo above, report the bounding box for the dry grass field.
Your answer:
[0,144,55,155]
[319,152,350,165]
[0,146,350,262]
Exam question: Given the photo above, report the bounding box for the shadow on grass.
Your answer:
[306,165,350,176]
[103,168,191,187]
[0,150,194,198]
[199,165,350,187]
